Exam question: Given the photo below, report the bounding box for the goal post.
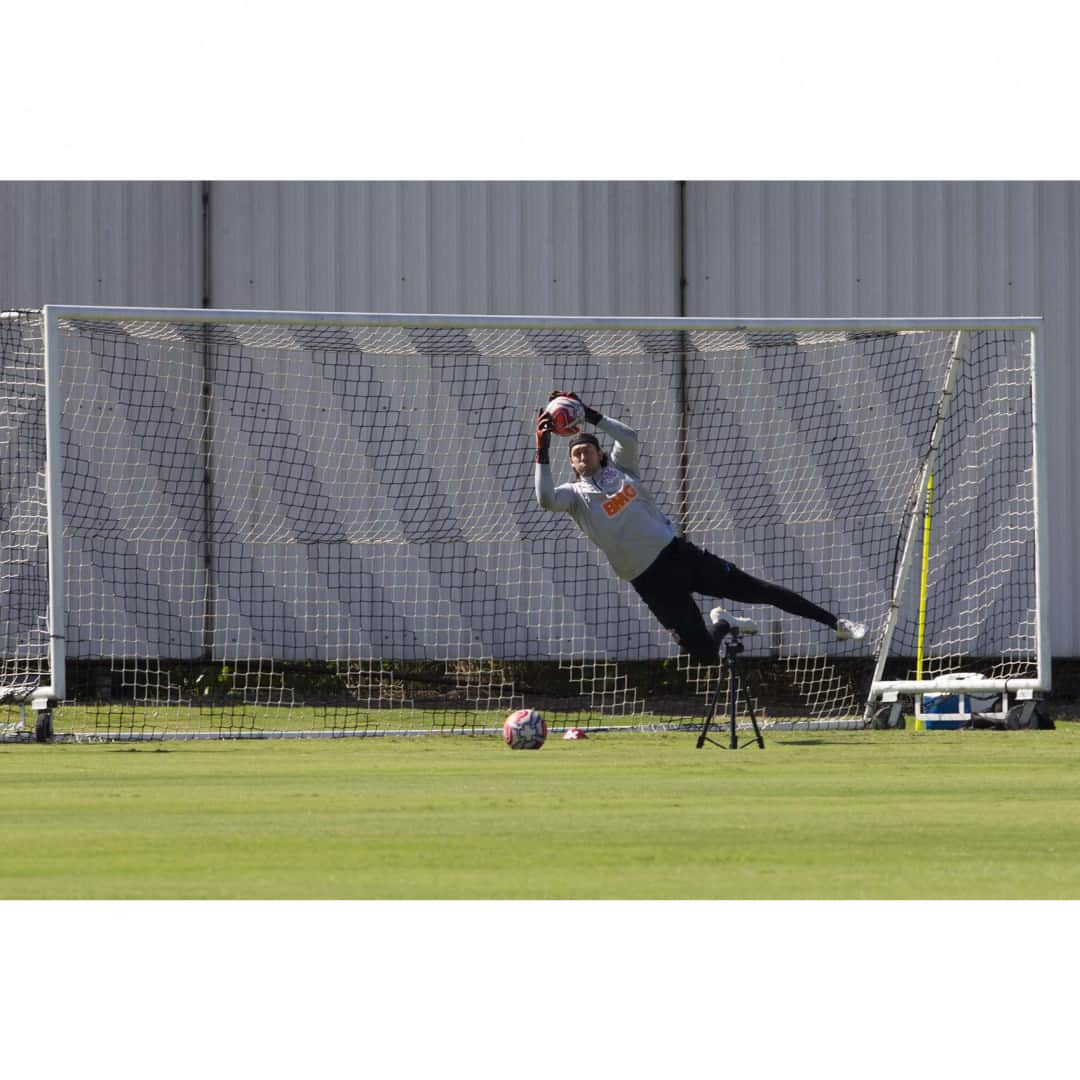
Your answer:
[0,311,53,721]
[0,305,1048,741]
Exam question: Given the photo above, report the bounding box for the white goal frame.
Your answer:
[20,305,1051,736]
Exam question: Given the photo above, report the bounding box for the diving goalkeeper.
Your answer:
[533,392,866,665]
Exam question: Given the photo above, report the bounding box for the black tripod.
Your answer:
[696,629,765,750]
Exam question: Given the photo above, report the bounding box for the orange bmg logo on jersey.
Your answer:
[602,483,638,517]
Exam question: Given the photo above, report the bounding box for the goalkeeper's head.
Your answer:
[568,433,608,478]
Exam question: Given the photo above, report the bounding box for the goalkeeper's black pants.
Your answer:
[629,537,838,665]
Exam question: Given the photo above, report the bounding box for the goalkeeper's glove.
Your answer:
[547,389,602,425]
[535,410,554,464]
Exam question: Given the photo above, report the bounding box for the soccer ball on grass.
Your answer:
[502,707,547,750]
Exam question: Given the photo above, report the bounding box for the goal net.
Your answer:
[0,311,51,725]
[0,307,1047,741]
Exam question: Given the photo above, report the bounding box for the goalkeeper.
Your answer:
[533,392,865,665]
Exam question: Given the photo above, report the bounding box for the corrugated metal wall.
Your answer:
[2,179,1077,655]
[209,181,680,315]
[0,181,203,308]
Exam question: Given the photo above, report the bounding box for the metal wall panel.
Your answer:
[207,181,680,316]
[2,179,1078,655]
[684,181,1080,659]
[0,182,202,309]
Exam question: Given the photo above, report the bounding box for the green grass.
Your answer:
[4,725,1080,899]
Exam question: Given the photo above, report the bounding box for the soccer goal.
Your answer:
[0,306,1047,741]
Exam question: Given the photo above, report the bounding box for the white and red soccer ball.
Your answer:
[502,707,547,750]
[544,395,585,436]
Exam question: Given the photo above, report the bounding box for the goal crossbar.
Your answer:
[43,305,1043,334]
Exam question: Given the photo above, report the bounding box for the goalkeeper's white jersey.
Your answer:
[535,416,676,581]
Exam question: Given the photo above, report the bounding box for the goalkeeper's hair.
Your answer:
[568,433,609,466]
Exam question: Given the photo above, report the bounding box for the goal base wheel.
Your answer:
[872,702,906,730]
[34,706,54,743]
[1005,702,1054,730]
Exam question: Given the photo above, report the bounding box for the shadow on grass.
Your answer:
[776,737,880,747]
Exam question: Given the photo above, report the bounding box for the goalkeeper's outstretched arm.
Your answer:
[534,410,571,511]
[597,415,639,471]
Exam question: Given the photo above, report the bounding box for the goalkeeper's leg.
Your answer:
[628,538,866,663]
[630,545,722,664]
[634,587,722,665]
[676,538,844,630]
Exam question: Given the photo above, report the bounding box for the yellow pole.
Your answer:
[914,472,934,732]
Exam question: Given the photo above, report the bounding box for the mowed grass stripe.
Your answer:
[2,728,1080,899]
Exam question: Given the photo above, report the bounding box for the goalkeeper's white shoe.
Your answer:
[836,618,867,641]
[709,608,758,636]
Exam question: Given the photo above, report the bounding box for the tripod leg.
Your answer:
[741,680,765,749]
[728,655,739,750]
[695,668,725,749]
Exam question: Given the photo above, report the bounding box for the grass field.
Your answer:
[4,722,1080,899]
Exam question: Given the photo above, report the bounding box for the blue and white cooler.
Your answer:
[917,673,1003,730]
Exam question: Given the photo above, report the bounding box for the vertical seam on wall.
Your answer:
[676,180,689,535]
[201,181,212,309]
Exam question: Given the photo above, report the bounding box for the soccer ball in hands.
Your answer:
[544,395,585,436]
[502,707,547,750]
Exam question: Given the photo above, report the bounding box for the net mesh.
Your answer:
[0,312,1040,739]
[0,312,50,720]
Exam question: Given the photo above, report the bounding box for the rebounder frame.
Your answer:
[864,318,1049,713]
